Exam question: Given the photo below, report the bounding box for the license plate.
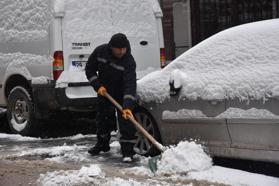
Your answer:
[71,61,87,70]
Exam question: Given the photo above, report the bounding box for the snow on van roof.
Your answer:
[0,0,51,42]
[62,0,158,50]
[137,19,279,103]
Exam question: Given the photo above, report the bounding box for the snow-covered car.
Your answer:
[133,19,279,163]
[0,0,164,135]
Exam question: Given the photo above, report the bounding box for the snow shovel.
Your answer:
[104,92,166,172]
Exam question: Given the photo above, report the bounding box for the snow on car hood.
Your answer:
[137,19,279,103]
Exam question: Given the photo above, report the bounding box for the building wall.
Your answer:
[162,0,279,60]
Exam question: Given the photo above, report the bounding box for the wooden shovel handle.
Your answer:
[104,92,165,152]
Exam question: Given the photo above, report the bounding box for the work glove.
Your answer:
[122,109,134,120]
[97,86,107,96]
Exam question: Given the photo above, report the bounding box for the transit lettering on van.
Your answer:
[72,42,91,50]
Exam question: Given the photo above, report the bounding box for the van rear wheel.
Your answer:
[7,86,37,136]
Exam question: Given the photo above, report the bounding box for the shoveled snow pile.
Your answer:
[37,164,104,186]
[137,19,279,103]
[120,141,279,186]
[0,0,51,42]
[156,141,212,175]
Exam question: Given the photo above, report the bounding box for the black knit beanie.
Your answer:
[109,33,129,48]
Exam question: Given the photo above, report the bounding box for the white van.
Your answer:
[0,0,165,135]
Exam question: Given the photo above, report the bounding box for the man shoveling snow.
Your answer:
[85,33,137,163]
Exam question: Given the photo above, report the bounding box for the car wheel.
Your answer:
[133,107,162,157]
[7,86,37,136]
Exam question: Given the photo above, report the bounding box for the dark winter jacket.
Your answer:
[85,43,137,109]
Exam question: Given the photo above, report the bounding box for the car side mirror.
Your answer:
[169,80,181,97]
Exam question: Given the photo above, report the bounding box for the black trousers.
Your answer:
[96,96,137,156]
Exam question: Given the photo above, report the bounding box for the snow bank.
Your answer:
[38,164,104,186]
[138,19,279,103]
[156,141,212,175]
[188,166,279,186]
[0,0,52,42]
[0,133,39,141]
[104,177,143,186]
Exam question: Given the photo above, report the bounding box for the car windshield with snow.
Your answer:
[134,19,279,163]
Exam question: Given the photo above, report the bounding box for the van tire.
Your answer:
[133,107,162,157]
[7,86,37,136]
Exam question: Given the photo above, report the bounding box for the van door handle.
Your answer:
[140,41,148,46]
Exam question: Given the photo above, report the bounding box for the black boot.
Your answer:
[121,142,136,162]
[88,142,110,155]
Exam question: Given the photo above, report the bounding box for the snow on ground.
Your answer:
[1,133,277,185]
[138,19,279,103]
[0,133,95,142]
[17,144,87,158]
[187,166,279,186]
[35,140,279,186]
[0,133,40,141]
[37,164,105,186]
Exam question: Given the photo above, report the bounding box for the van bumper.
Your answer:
[32,82,97,119]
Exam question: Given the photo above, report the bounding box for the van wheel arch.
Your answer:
[4,75,32,100]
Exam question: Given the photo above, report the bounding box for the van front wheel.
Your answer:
[7,86,36,136]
